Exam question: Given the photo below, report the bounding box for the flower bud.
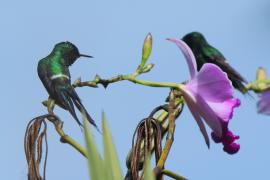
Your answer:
[42,100,48,107]
[73,77,81,86]
[140,33,152,68]
[142,63,154,73]
[256,67,268,91]
[256,67,267,81]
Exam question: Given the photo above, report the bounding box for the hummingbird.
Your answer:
[182,32,247,93]
[37,41,99,129]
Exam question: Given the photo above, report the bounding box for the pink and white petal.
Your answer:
[186,63,234,102]
[167,38,197,79]
[194,93,223,137]
[184,93,210,148]
[257,89,270,115]
[207,98,241,122]
[181,87,222,137]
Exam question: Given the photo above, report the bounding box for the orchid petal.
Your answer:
[184,91,210,147]
[208,98,240,122]
[186,63,234,102]
[181,87,222,137]
[257,89,270,115]
[167,38,197,78]
[194,93,223,137]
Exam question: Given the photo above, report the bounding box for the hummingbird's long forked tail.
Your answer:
[59,90,83,127]
[231,77,248,94]
[73,97,101,132]
[57,86,100,132]
[65,87,100,132]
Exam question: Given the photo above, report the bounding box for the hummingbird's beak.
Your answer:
[80,54,93,58]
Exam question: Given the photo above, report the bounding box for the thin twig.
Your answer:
[162,169,187,180]
[45,114,87,157]
[72,74,180,90]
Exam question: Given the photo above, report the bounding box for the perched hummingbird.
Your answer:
[37,41,98,129]
[182,32,247,93]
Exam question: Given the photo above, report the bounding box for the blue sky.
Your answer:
[1,0,270,179]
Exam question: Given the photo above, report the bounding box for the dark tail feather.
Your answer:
[231,78,248,94]
[67,88,100,131]
[74,100,100,132]
[231,78,254,98]
[236,82,247,94]
[59,91,82,127]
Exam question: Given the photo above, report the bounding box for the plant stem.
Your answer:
[155,93,176,175]
[162,169,187,180]
[47,115,87,157]
[124,75,180,89]
[55,127,87,157]
[73,74,180,90]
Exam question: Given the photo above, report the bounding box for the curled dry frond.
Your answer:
[126,104,174,180]
[24,115,48,180]
[125,90,184,180]
[130,117,162,180]
[24,114,62,180]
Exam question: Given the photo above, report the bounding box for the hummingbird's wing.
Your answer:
[206,52,247,93]
[38,64,58,101]
[38,62,99,130]
[38,63,82,125]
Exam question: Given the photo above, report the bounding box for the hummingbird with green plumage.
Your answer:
[182,32,247,93]
[37,41,99,129]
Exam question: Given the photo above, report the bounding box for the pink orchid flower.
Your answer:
[257,89,270,115]
[168,38,240,154]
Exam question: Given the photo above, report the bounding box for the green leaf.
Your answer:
[102,112,123,180]
[83,115,105,180]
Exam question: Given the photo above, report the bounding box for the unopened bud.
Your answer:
[140,33,153,68]
[142,63,154,73]
[95,74,101,81]
[256,67,267,81]
[73,77,81,86]
[42,100,48,107]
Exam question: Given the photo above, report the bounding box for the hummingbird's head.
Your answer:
[182,32,208,48]
[53,41,93,66]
